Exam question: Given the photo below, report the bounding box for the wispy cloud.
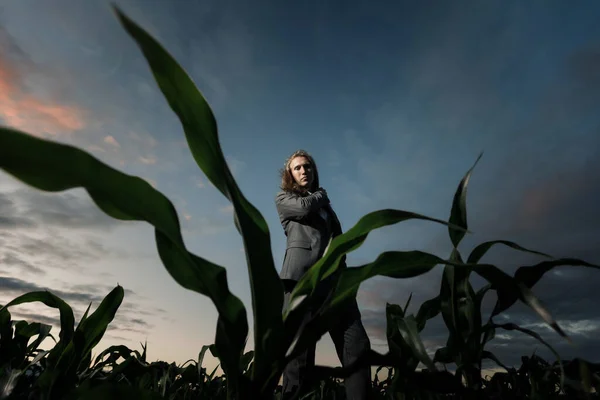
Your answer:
[0,189,119,231]
[219,205,234,214]
[0,27,86,137]
[138,155,157,165]
[103,135,121,149]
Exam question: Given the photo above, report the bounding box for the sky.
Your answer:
[1,0,600,379]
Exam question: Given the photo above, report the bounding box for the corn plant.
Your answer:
[1,4,600,399]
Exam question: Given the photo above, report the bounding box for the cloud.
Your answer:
[187,215,232,236]
[0,276,105,304]
[0,26,86,137]
[192,177,206,189]
[226,156,246,179]
[219,205,234,214]
[103,135,121,149]
[0,275,164,339]
[0,189,119,231]
[138,155,157,165]
[0,252,46,275]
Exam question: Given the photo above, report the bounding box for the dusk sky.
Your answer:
[1,0,600,377]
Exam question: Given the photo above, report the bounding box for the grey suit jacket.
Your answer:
[275,189,346,287]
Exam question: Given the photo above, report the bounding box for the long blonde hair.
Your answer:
[278,149,320,194]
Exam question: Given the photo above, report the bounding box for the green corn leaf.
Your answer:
[396,315,436,371]
[287,253,574,373]
[0,290,75,368]
[290,210,469,301]
[32,286,125,399]
[318,251,444,312]
[112,6,283,388]
[415,295,441,332]
[25,323,53,356]
[403,293,413,314]
[472,264,570,343]
[55,285,125,373]
[286,251,444,364]
[76,302,92,330]
[385,304,407,364]
[240,350,255,373]
[440,249,473,350]
[490,258,600,319]
[448,153,482,248]
[197,345,211,375]
[0,126,247,392]
[467,240,552,264]
[515,258,600,291]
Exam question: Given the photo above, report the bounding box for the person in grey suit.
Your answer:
[275,149,371,400]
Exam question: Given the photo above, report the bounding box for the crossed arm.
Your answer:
[275,189,330,221]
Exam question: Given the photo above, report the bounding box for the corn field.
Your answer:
[1,6,599,400]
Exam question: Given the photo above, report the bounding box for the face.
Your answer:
[289,156,314,189]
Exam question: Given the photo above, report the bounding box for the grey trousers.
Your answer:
[282,288,371,400]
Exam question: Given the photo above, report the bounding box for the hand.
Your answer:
[317,187,330,204]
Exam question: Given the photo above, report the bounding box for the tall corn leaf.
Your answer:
[440,155,480,381]
[55,286,124,374]
[112,6,283,388]
[448,153,481,248]
[0,126,247,395]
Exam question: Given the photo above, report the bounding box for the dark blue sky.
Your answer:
[1,0,599,374]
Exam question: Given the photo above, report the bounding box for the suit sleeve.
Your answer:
[275,190,329,221]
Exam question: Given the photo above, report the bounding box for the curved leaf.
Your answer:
[112,6,283,387]
[0,126,247,390]
[472,263,570,342]
[415,295,441,332]
[55,286,124,372]
[285,251,444,363]
[0,290,75,367]
[290,213,468,300]
[467,240,552,264]
[490,258,600,319]
[448,153,482,248]
[396,315,436,371]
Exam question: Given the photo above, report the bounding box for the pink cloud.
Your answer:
[0,58,86,137]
